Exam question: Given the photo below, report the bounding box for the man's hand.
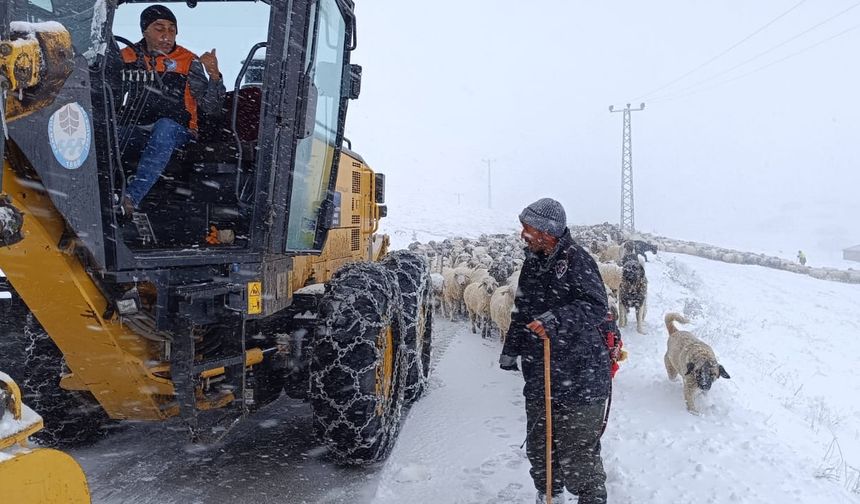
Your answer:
[499,354,519,372]
[199,48,221,80]
[526,320,548,340]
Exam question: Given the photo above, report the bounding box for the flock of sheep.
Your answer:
[406,223,656,340]
[409,233,523,342]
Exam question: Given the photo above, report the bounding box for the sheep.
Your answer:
[597,262,623,297]
[465,267,490,287]
[489,284,515,343]
[507,269,521,294]
[452,251,472,268]
[476,254,494,269]
[607,290,619,321]
[441,266,469,320]
[598,243,623,264]
[430,272,444,314]
[489,256,515,285]
[464,276,499,338]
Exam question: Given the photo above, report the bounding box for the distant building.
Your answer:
[844,245,860,262]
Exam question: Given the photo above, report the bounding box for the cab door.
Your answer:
[261,0,355,254]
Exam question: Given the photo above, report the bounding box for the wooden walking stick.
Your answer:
[543,335,553,504]
[528,319,554,503]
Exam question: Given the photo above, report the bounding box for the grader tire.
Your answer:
[0,294,111,447]
[382,250,433,404]
[309,262,408,464]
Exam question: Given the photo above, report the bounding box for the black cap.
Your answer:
[140,5,177,33]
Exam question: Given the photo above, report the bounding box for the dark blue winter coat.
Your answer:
[501,230,610,405]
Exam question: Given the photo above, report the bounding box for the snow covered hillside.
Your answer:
[372,251,860,504]
[377,197,860,272]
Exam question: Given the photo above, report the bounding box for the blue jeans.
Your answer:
[123,118,191,208]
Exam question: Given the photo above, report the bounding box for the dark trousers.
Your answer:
[525,398,608,503]
[121,118,191,208]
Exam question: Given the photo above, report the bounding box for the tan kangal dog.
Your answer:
[664,312,730,414]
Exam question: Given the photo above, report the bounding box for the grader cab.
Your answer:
[0,0,432,465]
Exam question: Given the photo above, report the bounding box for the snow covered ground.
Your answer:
[56,194,860,503]
[367,196,860,503]
[71,239,860,503]
[372,252,860,503]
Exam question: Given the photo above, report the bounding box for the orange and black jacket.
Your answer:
[119,42,224,132]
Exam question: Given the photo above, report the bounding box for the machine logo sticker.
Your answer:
[47,102,92,170]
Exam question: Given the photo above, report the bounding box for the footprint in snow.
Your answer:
[393,463,432,483]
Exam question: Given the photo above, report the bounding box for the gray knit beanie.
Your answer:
[519,198,567,237]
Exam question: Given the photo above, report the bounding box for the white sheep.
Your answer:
[466,267,490,287]
[464,276,498,338]
[507,269,521,294]
[598,243,623,264]
[441,266,469,320]
[489,284,515,343]
[598,262,622,297]
[430,272,444,314]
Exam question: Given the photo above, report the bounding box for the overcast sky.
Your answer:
[343,0,860,252]
[115,0,860,254]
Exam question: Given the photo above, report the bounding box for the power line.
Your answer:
[647,1,860,103]
[633,0,807,102]
[649,21,860,105]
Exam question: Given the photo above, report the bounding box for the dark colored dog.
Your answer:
[618,252,647,334]
[632,240,658,262]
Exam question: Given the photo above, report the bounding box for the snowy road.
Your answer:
[74,251,860,503]
[74,398,381,503]
[73,307,464,504]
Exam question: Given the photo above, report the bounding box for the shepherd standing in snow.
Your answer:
[499,198,611,504]
[797,250,807,266]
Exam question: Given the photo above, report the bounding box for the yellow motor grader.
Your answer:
[0,0,432,468]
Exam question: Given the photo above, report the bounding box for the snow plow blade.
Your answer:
[0,448,91,503]
[0,372,91,503]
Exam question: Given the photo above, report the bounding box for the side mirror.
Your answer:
[300,76,318,139]
[374,172,385,204]
[347,64,361,100]
[377,204,387,219]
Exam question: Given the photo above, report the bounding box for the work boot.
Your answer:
[121,195,136,216]
[535,491,565,504]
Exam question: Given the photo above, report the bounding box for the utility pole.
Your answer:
[481,158,494,209]
[609,103,645,235]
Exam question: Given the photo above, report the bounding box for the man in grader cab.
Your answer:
[0,0,432,473]
[113,4,226,215]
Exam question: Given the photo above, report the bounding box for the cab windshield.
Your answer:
[112,2,269,86]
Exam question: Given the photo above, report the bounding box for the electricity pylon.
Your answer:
[609,103,645,235]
